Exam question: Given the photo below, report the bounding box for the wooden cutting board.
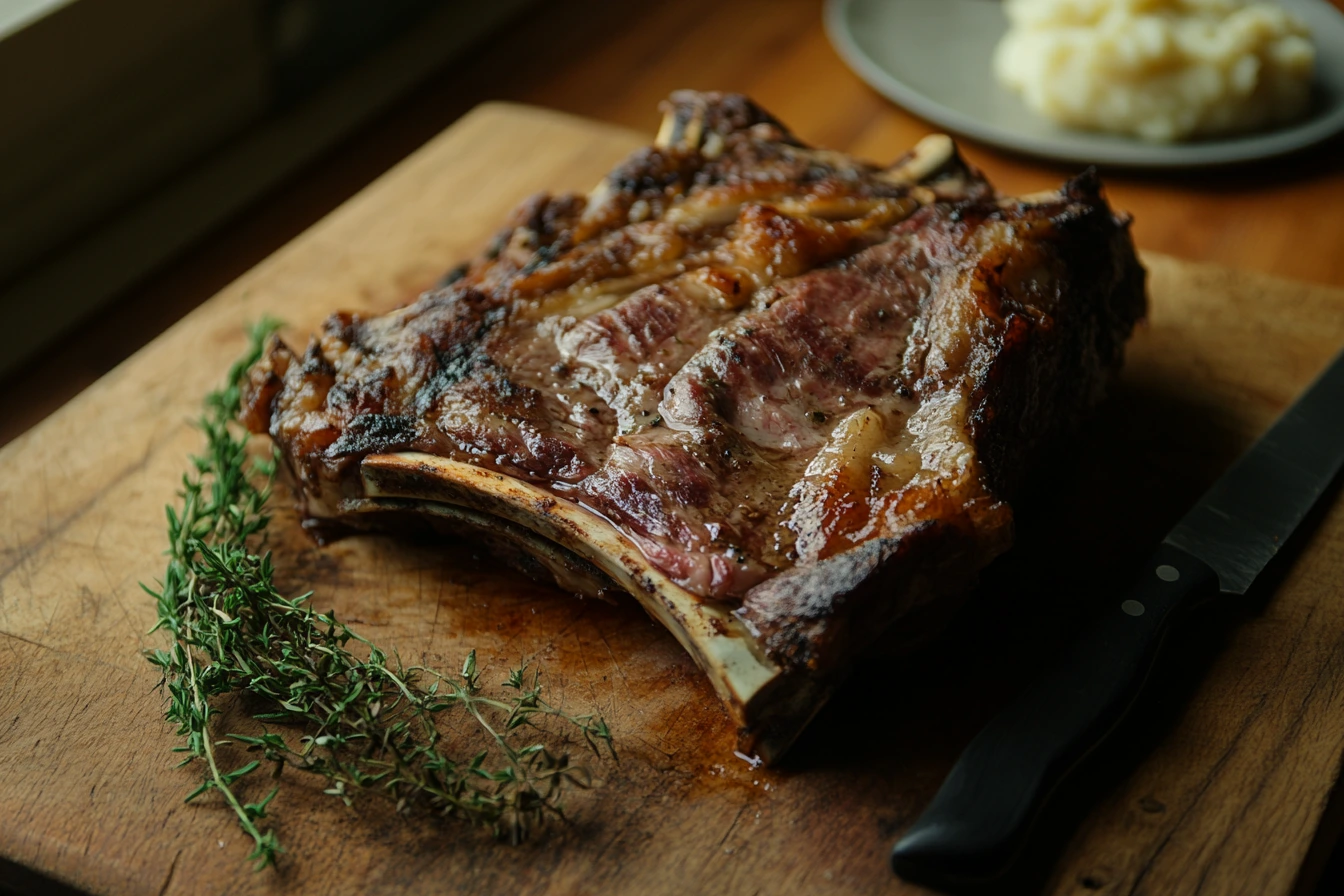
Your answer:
[4,104,1344,896]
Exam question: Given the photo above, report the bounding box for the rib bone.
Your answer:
[352,452,828,762]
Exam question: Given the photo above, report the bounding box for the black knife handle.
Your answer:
[891,541,1220,888]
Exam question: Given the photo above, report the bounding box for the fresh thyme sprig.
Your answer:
[144,320,613,869]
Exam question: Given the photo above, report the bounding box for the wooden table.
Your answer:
[3,2,1344,894]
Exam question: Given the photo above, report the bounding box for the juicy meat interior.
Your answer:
[242,91,1145,682]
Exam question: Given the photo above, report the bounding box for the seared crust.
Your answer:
[242,91,1145,687]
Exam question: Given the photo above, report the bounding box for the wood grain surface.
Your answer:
[3,104,1344,896]
[5,0,1344,449]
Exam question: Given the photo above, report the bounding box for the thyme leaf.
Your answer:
[145,320,613,869]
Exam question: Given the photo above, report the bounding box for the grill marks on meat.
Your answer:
[243,92,1145,683]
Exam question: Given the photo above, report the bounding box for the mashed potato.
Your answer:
[993,0,1315,141]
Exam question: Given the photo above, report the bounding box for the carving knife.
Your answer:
[891,346,1344,888]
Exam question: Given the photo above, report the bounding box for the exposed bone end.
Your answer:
[655,100,707,151]
[880,134,957,186]
[655,91,795,154]
[999,187,1069,208]
[353,452,828,764]
[996,169,1104,210]
[878,134,994,203]
[654,108,680,148]
[738,669,834,765]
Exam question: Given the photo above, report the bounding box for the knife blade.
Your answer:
[890,346,1344,889]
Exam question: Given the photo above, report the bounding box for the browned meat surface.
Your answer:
[242,92,1145,740]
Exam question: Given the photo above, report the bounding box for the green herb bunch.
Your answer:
[144,320,613,869]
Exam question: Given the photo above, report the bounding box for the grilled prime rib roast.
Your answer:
[242,92,1146,761]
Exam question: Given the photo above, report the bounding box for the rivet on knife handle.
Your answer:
[890,543,1220,888]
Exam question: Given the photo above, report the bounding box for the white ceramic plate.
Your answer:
[825,0,1344,168]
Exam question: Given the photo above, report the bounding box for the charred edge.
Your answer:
[739,518,996,678]
[967,192,1146,499]
[327,414,419,458]
[413,301,508,416]
[436,262,469,289]
[659,90,800,149]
